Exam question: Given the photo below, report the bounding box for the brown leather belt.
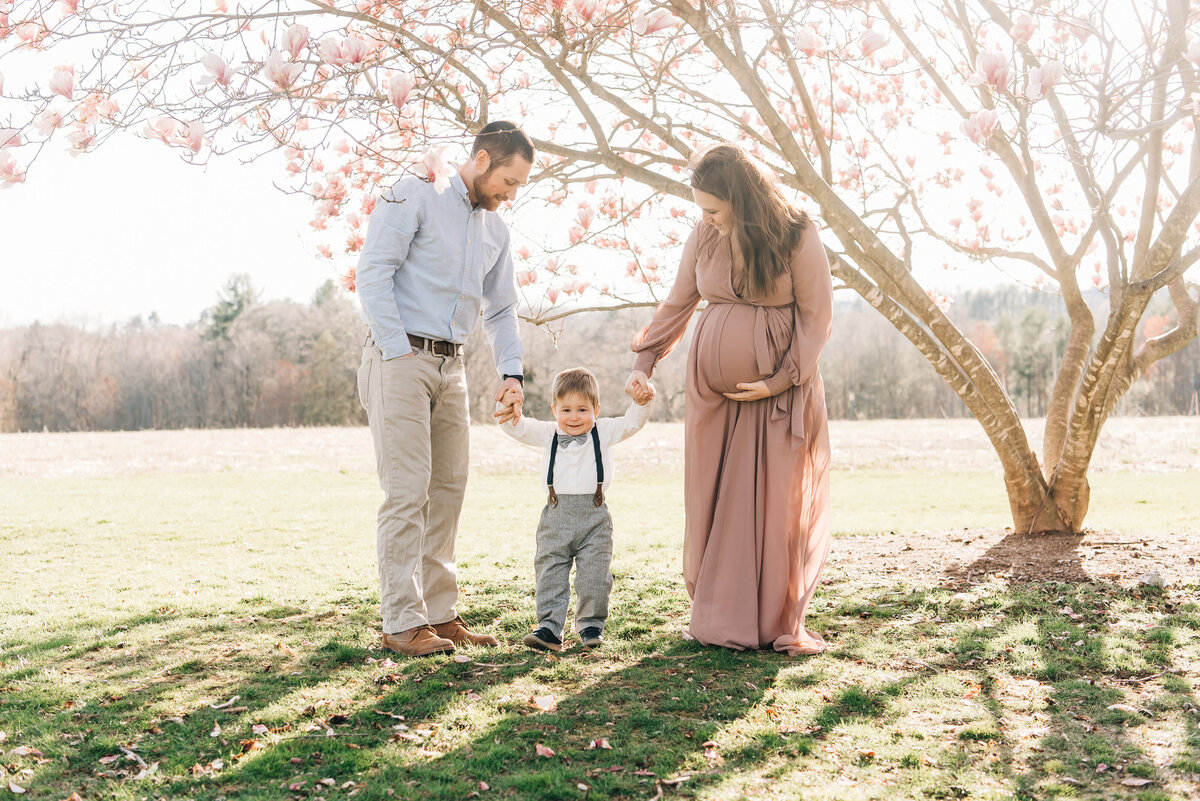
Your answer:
[407,333,463,357]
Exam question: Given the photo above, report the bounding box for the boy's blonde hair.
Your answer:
[552,367,600,409]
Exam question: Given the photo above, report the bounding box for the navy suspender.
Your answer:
[547,427,604,508]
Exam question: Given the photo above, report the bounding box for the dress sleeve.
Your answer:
[763,223,833,395]
[631,224,704,378]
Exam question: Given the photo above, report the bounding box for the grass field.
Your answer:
[2,419,1198,800]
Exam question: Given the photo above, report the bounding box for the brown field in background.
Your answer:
[1,415,1196,478]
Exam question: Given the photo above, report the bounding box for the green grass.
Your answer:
[830,469,1200,534]
[2,454,1199,799]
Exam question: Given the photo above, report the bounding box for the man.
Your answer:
[356,121,534,656]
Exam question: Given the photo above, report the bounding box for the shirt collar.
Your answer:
[450,168,470,206]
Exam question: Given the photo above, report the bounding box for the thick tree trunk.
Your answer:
[1003,467,1079,535]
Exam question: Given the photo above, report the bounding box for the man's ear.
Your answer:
[474,148,491,172]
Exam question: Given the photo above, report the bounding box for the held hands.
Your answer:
[624,370,654,406]
[634,378,656,406]
[493,378,524,424]
[723,380,770,402]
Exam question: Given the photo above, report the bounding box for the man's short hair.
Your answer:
[552,367,600,409]
[471,121,535,171]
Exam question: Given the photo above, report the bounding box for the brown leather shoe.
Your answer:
[381,625,455,657]
[432,616,499,647]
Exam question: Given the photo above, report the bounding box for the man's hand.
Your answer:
[625,369,652,405]
[493,377,524,424]
[723,380,770,402]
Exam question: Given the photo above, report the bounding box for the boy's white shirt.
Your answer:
[497,399,653,493]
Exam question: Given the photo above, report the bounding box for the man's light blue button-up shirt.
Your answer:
[356,170,523,376]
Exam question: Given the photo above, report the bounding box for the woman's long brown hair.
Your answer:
[690,143,809,300]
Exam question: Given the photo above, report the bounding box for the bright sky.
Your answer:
[0,136,342,329]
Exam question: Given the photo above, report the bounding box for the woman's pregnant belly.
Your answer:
[693,303,791,396]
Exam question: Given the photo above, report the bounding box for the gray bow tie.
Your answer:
[556,432,589,447]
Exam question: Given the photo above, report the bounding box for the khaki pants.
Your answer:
[358,339,469,634]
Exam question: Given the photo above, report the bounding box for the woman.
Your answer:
[625,143,833,655]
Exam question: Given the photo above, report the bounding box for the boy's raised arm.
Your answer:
[605,386,655,445]
[495,402,556,447]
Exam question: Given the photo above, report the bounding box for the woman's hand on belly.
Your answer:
[723,380,770,401]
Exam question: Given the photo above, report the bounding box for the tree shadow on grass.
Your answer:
[7,567,1197,801]
[939,539,1200,800]
[945,529,1090,584]
[1,598,533,798]
[205,640,797,801]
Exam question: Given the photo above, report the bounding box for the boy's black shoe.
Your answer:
[579,627,604,649]
[522,627,563,652]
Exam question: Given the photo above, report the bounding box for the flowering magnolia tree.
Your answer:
[2,0,1199,533]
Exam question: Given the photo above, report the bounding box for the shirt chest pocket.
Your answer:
[481,239,502,270]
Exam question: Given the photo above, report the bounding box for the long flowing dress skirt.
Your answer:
[681,301,831,655]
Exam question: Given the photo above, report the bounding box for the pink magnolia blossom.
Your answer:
[632,9,679,36]
[16,22,43,47]
[57,0,79,15]
[340,37,370,64]
[858,29,888,58]
[282,23,310,60]
[75,93,120,124]
[143,115,177,144]
[201,53,236,88]
[1027,60,1064,99]
[264,50,302,91]
[1010,13,1036,44]
[96,96,119,119]
[546,287,560,305]
[571,0,600,21]
[33,109,63,135]
[387,72,416,108]
[318,36,344,64]
[928,291,953,313]
[64,123,95,154]
[319,35,369,66]
[518,269,537,287]
[577,203,593,228]
[0,128,20,148]
[1186,38,1200,68]
[420,146,453,193]
[49,65,75,100]
[967,50,1010,93]
[961,109,998,145]
[795,26,823,58]
[0,151,25,186]
[181,120,204,153]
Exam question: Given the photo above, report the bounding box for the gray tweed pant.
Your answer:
[533,495,614,638]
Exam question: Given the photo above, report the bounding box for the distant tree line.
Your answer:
[1,280,1196,433]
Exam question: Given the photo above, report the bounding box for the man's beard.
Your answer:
[472,175,505,211]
